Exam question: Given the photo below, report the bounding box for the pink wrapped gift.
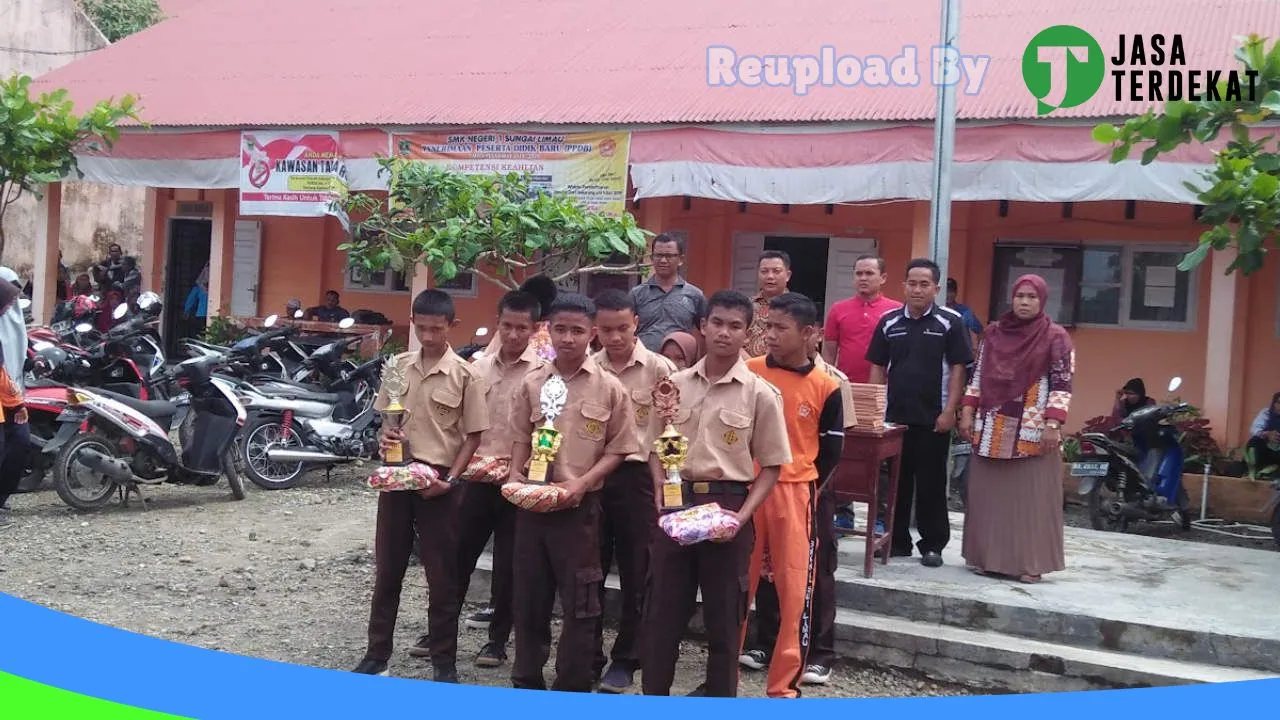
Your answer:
[658,503,741,546]
[366,463,444,493]
[459,455,511,485]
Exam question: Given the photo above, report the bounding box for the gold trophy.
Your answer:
[652,376,690,511]
[379,357,411,467]
[527,375,568,485]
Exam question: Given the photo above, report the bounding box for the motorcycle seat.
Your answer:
[93,388,180,430]
[267,386,341,405]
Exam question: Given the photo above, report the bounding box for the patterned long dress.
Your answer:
[960,342,1074,578]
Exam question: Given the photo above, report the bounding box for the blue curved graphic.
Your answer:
[1,591,1276,718]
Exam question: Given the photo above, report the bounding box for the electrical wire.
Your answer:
[0,45,101,56]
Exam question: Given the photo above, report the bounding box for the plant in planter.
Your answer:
[1245,446,1280,481]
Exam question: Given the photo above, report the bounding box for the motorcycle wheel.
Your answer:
[52,433,120,512]
[224,446,246,501]
[240,417,306,490]
[1087,479,1127,532]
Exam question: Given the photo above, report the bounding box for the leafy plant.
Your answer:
[1245,446,1280,481]
[1093,34,1280,276]
[79,0,165,43]
[340,161,653,290]
[379,336,407,357]
[0,73,142,258]
[200,314,247,347]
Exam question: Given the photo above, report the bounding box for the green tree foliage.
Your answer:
[0,74,142,258]
[341,159,653,290]
[80,0,165,43]
[1094,35,1280,276]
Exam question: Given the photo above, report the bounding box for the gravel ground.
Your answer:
[0,468,973,699]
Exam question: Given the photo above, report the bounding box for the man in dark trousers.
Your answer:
[352,289,489,680]
[866,258,973,568]
[590,289,676,693]
[507,293,638,693]
[639,289,791,698]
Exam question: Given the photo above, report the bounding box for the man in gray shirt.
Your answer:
[629,233,705,352]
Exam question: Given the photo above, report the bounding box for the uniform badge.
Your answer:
[723,429,740,446]
[435,403,453,417]
[798,401,816,419]
[636,405,650,423]
[584,419,603,438]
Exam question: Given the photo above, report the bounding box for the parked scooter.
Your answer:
[1072,376,1193,532]
[43,354,247,511]
[456,326,490,361]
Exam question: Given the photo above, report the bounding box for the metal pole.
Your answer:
[929,0,961,304]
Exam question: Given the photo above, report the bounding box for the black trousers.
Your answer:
[456,481,517,648]
[1247,436,1280,473]
[0,421,31,508]
[892,425,952,555]
[745,480,837,668]
[594,461,655,675]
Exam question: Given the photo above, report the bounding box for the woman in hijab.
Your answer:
[1247,392,1280,476]
[958,274,1074,584]
[0,268,27,397]
[659,331,699,370]
[1112,378,1155,418]
[0,279,30,526]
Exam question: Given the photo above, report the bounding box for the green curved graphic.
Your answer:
[0,671,191,719]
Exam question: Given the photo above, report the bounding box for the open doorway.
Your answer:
[764,235,830,318]
[164,218,212,356]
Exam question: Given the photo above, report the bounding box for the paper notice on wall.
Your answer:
[1145,266,1177,287]
[1008,267,1065,318]
[1144,285,1177,308]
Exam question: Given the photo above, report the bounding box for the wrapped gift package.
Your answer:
[366,463,444,493]
[460,455,511,484]
[501,481,574,513]
[658,502,741,546]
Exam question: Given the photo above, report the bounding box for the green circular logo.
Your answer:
[1022,25,1106,115]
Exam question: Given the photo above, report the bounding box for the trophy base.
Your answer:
[383,443,409,468]
[659,481,689,513]
[526,459,555,486]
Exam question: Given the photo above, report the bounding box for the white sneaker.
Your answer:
[801,664,831,685]
[738,649,768,670]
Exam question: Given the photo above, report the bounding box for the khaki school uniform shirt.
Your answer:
[592,342,677,464]
[474,344,546,459]
[814,354,859,429]
[512,355,639,492]
[374,349,490,468]
[647,357,791,482]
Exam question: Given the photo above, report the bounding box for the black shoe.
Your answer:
[921,551,944,568]
[474,642,507,668]
[465,607,494,630]
[407,634,431,658]
[433,664,459,683]
[597,663,635,693]
[352,658,389,676]
[685,682,708,697]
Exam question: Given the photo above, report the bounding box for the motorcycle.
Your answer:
[456,326,490,361]
[235,348,385,491]
[1072,376,1193,532]
[42,353,248,511]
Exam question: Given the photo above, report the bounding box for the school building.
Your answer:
[22,0,1280,448]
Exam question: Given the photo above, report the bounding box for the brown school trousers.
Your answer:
[640,486,755,698]
[593,460,656,675]
[456,480,517,648]
[512,491,604,693]
[365,479,463,669]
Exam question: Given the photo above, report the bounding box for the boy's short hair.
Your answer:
[705,289,754,325]
[767,292,819,327]
[412,289,456,322]
[547,292,597,323]
[592,289,635,314]
[497,291,542,323]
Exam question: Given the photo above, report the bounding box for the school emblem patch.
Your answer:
[798,401,816,419]
[435,402,453,417]
[723,429,740,446]
[584,419,603,438]
[635,405,650,423]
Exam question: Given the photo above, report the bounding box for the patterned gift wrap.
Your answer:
[658,502,741,546]
[459,455,511,484]
[366,463,442,493]
[500,481,573,513]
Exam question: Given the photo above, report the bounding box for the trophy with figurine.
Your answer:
[527,375,568,485]
[652,376,690,512]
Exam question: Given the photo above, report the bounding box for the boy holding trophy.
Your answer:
[743,293,845,699]
[639,290,791,698]
[589,289,677,693]
[505,293,638,693]
[353,290,489,682]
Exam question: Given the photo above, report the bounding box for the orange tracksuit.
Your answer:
[743,355,843,698]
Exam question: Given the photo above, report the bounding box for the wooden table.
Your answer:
[832,425,906,578]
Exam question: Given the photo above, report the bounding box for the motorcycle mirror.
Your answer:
[113,303,129,320]
[137,291,161,310]
[263,314,279,328]
[75,323,93,333]
[293,309,305,319]
[1168,376,1182,393]
[475,327,490,337]
[338,317,356,329]
[89,294,100,303]
[18,298,31,310]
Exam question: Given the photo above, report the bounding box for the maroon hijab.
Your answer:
[977,274,1073,411]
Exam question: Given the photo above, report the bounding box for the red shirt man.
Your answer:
[821,256,903,383]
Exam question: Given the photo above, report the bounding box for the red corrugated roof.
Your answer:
[31,0,1280,128]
